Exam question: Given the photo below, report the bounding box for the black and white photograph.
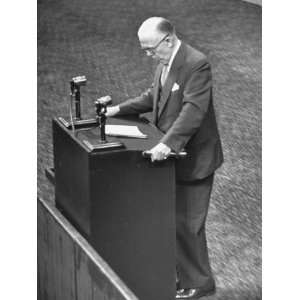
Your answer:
[5,1,300,300]
[36,0,262,299]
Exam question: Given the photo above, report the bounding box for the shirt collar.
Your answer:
[166,39,181,72]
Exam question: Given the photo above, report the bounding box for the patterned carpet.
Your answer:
[38,0,261,299]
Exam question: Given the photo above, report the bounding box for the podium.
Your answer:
[53,116,176,300]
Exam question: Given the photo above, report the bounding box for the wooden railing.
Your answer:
[38,197,139,300]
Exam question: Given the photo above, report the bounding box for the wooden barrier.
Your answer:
[38,197,139,300]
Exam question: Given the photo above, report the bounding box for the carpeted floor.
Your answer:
[37,0,261,299]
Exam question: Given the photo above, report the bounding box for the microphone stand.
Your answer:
[95,100,108,142]
[59,76,98,129]
[93,99,124,149]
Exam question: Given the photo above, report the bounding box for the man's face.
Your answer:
[139,33,172,65]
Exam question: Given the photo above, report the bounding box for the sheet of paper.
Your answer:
[105,125,147,139]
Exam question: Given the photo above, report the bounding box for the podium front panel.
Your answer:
[53,117,176,300]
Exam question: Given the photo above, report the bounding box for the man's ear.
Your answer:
[166,36,174,48]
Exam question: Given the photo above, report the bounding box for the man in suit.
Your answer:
[104,17,223,299]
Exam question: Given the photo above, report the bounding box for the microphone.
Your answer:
[69,75,87,121]
[94,96,113,142]
[96,95,112,106]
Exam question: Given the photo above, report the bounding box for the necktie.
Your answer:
[160,64,168,86]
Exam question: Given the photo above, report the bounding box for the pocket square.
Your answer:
[172,82,180,92]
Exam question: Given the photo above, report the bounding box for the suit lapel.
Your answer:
[158,43,186,119]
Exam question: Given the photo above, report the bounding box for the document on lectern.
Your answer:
[105,125,148,138]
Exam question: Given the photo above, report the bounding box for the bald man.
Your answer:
[103,17,223,299]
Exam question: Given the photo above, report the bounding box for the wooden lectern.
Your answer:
[53,116,176,300]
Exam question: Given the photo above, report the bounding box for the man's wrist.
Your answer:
[106,105,120,117]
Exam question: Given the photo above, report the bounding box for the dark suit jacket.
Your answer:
[118,42,223,181]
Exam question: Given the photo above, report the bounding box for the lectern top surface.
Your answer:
[55,116,164,153]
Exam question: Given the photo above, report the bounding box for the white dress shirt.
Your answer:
[161,39,181,85]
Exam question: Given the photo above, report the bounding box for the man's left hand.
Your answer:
[148,143,171,162]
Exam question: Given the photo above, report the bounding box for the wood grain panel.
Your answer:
[38,198,138,300]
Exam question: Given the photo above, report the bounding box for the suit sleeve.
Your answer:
[118,87,154,115]
[160,61,212,152]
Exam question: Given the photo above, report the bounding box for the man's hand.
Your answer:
[148,143,171,162]
[106,105,120,117]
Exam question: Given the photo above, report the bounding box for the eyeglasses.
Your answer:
[141,34,169,54]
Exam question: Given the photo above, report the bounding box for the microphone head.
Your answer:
[96,96,112,106]
[71,75,87,86]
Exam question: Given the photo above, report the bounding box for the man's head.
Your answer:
[138,17,178,65]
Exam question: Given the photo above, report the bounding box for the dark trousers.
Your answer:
[176,173,215,290]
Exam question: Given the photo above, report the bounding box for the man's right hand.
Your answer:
[96,95,120,117]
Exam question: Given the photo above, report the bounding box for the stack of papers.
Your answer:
[105,125,147,139]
